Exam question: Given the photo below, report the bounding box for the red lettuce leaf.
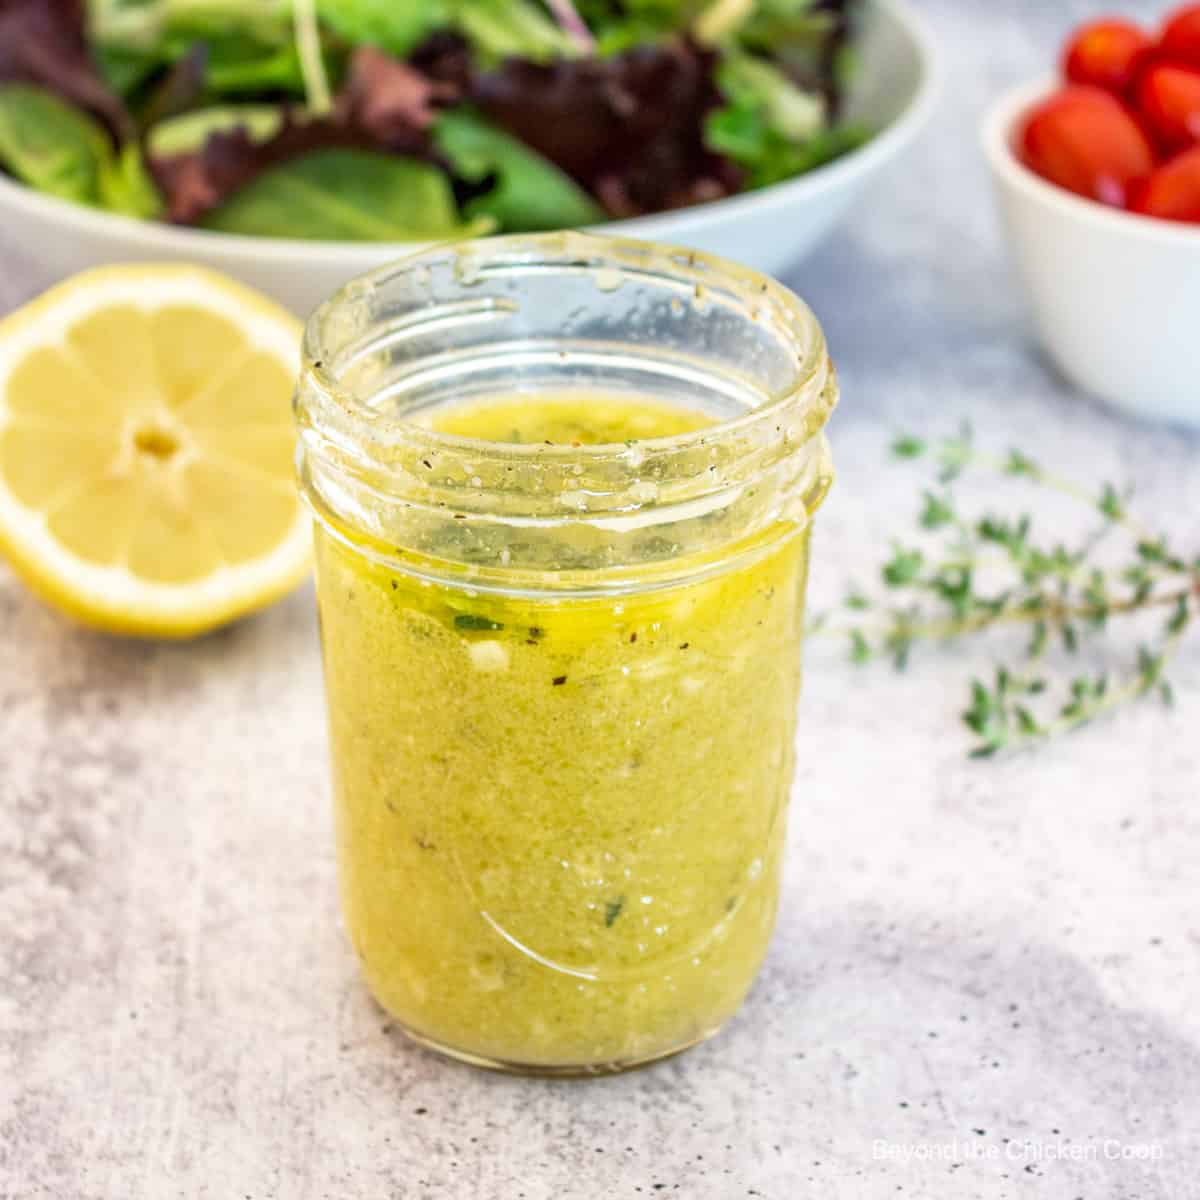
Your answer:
[334,46,453,149]
[0,0,131,140]
[469,39,739,216]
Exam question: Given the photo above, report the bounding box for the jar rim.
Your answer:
[296,231,835,582]
[300,231,833,466]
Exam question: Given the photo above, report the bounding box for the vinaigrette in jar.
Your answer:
[296,235,835,1073]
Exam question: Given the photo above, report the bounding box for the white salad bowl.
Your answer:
[0,0,935,317]
[984,78,1200,428]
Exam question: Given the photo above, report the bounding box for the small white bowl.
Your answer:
[0,0,935,317]
[983,77,1200,427]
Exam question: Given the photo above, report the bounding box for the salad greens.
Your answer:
[706,55,869,189]
[315,1,447,60]
[147,105,285,157]
[0,85,112,205]
[0,84,161,216]
[0,0,867,240]
[201,147,491,239]
[432,108,605,231]
[452,0,584,65]
[100,142,164,217]
[89,0,308,96]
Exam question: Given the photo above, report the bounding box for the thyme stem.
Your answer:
[831,429,1196,755]
[818,581,1200,645]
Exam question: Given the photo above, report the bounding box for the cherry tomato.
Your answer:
[1130,144,1200,220]
[1160,4,1200,69]
[1062,18,1152,93]
[1019,86,1156,206]
[1137,63,1200,149]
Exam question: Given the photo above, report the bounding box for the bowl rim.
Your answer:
[0,0,938,265]
[982,75,1200,244]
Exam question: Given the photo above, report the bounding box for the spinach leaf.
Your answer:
[202,148,495,241]
[434,108,604,232]
[0,84,110,204]
[317,0,447,58]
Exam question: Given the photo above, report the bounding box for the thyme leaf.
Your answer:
[821,430,1197,756]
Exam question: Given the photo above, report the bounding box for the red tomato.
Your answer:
[1020,86,1156,206]
[1137,63,1200,149]
[1130,144,1200,220]
[1062,18,1152,93]
[1160,4,1200,69]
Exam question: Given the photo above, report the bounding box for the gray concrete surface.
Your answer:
[2,2,1199,1196]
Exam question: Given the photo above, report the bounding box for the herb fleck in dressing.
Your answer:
[315,394,811,1070]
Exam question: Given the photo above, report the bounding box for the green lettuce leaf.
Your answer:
[316,0,447,57]
[704,50,866,189]
[706,105,868,189]
[701,0,834,50]
[433,108,603,232]
[451,0,580,65]
[88,0,309,99]
[87,0,294,56]
[0,83,163,215]
[147,104,284,157]
[714,53,825,142]
[204,41,307,95]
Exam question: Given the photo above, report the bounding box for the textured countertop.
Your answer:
[3,2,1199,1197]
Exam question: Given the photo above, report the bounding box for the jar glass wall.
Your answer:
[295,233,836,1074]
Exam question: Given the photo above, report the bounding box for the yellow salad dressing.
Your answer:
[314,393,811,1070]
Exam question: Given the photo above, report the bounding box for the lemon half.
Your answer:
[0,264,310,637]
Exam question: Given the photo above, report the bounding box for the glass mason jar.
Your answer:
[295,233,836,1075]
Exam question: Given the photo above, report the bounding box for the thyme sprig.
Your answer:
[823,428,1197,757]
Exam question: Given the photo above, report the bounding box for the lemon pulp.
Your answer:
[0,265,308,636]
